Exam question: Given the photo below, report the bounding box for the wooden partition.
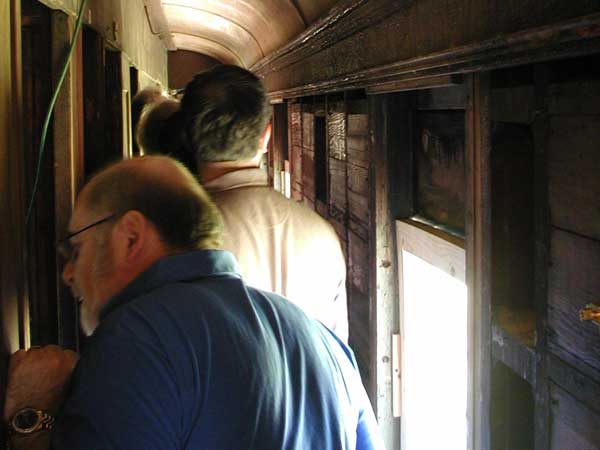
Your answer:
[544,55,600,449]
[1,0,26,360]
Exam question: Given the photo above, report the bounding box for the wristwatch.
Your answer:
[8,408,55,435]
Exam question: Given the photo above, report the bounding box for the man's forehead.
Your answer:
[68,191,94,230]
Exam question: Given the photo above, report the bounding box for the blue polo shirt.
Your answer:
[52,250,383,450]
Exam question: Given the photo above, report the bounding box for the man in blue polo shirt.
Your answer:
[4,156,384,450]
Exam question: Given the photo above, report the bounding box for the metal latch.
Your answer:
[579,304,600,326]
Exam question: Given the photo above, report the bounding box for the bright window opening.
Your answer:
[397,221,468,450]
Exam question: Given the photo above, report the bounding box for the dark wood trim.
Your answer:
[366,74,464,95]
[260,12,600,100]
[368,94,400,450]
[532,63,551,450]
[52,10,84,351]
[465,72,492,450]
[22,0,60,346]
[251,0,378,73]
[11,0,28,352]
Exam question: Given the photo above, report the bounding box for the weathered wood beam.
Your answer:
[532,63,551,450]
[254,0,600,99]
[365,74,463,95]
[368,94,400,450]
[465,72,492,450]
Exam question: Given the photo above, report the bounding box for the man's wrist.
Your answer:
[8,430,51,450]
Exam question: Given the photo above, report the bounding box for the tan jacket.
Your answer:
[204,168,348,342]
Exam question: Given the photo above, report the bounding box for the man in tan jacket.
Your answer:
[164,65,348,341]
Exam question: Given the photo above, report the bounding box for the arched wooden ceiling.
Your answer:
[154,0,339,68]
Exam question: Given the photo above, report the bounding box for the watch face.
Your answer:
[13,408,40,432]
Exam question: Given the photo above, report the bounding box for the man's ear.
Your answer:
[115,210,147,260]
[258,123,272,154]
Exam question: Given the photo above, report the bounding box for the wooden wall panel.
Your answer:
[550,383,600,450]
[347,112,370,235]
[1,0,26,355]
[39,0,168,86]
[0,3,22,445]
[302,111,314,150]
[491,123,535,310]
[328,110,347,215]
[415,110,466,232]
[348,164,370,201]
[347,117,369,175]
[328,111,346,159]
[547,79,600,115]
[22,0,59,346]
[282,96,377,439]
[289,103,303,201]
[348,284,371,379]
[349,231,370,295]
[490,86,535,123]
[548,229,600,379]
[548,116,600,241]
[51,10,84,349]
[329,157,347,216]
[301,111,315,206]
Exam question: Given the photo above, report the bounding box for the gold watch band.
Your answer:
[8,408,55,436]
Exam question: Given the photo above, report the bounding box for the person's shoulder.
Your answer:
[97,281,224,338]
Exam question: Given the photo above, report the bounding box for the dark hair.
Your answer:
[136,99,181,154]
[85,156,222,251]
[178,65,271,162]
[131,87,165,140]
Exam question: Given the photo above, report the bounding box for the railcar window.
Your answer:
[396,221,468,450]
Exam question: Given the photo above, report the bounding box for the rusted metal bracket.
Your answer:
[579,304,600,327]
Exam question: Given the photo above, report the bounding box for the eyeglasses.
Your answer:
[56,213,118,262]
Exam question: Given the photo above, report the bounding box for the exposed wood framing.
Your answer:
[0,0,29,354]
[532,64,551,450]
[22,0,61,346]
[465,72,492,450]
[51,10,84,350]
[368,94,400,450]
[1,0,25,442]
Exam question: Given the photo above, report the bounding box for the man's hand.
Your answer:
[4,345,79,422]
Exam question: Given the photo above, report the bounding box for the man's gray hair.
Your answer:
[84,156,223,251]
[179,65,271,163]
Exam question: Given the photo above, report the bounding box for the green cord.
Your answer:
[25,0,89,226]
